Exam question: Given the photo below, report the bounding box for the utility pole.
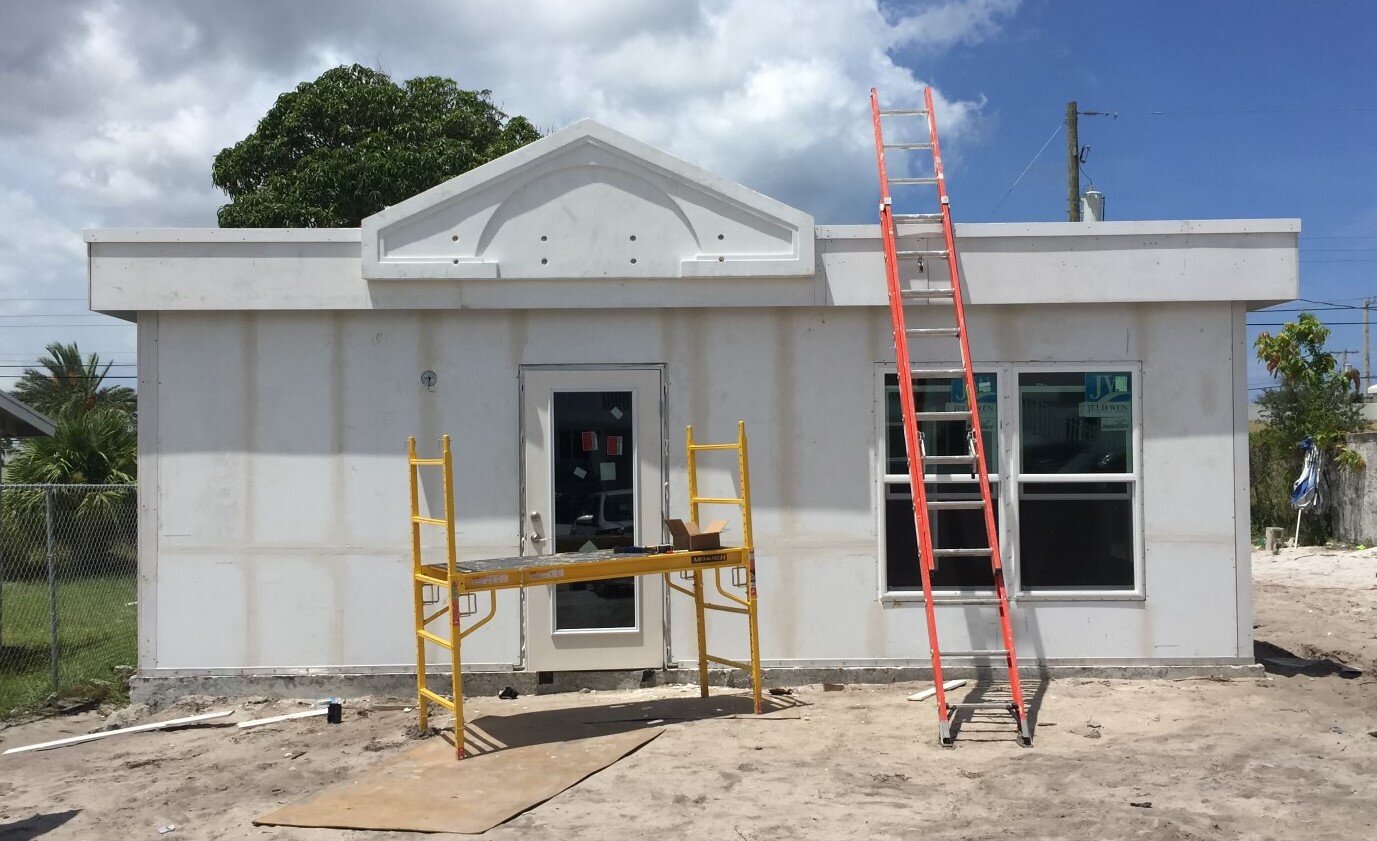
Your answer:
[1066,101,1080,221]
[1364,297,1372,394]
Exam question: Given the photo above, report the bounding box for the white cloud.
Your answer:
[0,0,1020,371]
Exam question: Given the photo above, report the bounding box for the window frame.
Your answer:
[875,362,1145,603]
[875,364,1010,603]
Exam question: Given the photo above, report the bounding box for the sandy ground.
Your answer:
[1,548,1375,840]
[1254,545,1377,674]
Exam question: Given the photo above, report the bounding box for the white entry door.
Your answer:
[520,367,665,671]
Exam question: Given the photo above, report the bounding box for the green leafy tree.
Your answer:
[3,409,136,487]
[1251,312,1366,543]
[11,342,135,420]
[212,64,542,227]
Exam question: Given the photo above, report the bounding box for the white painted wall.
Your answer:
[135,299,1252,674]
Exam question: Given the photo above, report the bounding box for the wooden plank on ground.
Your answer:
[254,728,661,834]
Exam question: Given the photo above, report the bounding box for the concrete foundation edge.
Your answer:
[130,663,1265,709]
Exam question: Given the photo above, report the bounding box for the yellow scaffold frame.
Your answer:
[407,421,762,760]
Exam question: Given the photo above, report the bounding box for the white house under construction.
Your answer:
[84,119,1297,696]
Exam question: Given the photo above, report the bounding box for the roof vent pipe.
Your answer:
[1081,188,1105,222]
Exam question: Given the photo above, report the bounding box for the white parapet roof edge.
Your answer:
[818,218,1301,239]
[86,218,1299,245]
[84,228,362,243]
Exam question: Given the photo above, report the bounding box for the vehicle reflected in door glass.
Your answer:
[551,390,637,630]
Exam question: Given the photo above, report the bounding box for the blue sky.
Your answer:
[893,1,1377,393]
[0,0,1372,397]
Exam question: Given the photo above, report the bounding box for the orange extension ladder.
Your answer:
[869,87,1031,747]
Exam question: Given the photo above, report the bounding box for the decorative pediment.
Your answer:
[361,120,814,281]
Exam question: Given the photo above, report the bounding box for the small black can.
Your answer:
[326,700,343,724]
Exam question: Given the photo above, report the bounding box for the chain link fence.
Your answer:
[0,484,137,717]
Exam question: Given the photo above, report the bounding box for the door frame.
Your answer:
[517,364,668,670]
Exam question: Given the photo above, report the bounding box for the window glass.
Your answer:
[885,373,998,474]
[1018,482,1134,589]
[885,481,997,591]
[1019,372,1131,474]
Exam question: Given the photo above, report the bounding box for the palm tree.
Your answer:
[11,342,135,419]
[4,409,136,486]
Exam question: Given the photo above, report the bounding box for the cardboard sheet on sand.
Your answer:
[255,728,661,834]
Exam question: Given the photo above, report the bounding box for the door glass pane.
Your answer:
[551,390,636,630]
[1019,371,1132,474]
[885,373,998,474]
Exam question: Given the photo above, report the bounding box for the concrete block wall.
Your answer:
[1330,431,1377,544]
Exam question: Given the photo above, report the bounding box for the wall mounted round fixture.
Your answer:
[717,234,724,240]
[541,258,548,265]
[629,234,637,241]
[420,370,438,391]
[451,235,459,242]
[540,235,547,242]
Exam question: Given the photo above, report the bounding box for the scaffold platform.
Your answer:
[408,422,763,759]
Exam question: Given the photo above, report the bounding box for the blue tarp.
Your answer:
[1290,436,1325,510]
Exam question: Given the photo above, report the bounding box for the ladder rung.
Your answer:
[896,249,949,258]
[931,547,993,557]
[413,516,448,526]
[909,367,965,376]
[691,496,744,505]
[927,500,984,510]
[895,213,943,222]
[906,327,960,337]
[409,458,445,466]
[414,571,449,586]
[884,143,933,150]
[688,443,738,452]
[939,649,1010,658]
[704,654,749,670]
[418,687,455,710]
[891,177,940,185]
[880,109,928,116]
[929,596,1003,605]
[915,411,970,421]
[417,628,453,649]
[947,702,1017,710]
[922,454,976,465]
[901,288,955,300]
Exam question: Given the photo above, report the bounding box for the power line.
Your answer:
[1298,297,1362,309]
[0,375,138,380]
[1249,321,1368,326]
[1127,106,1377,115]
[1254,305,1364,313]
[986,119,1065,220]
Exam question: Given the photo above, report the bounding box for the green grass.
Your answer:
[0,575,137,718]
